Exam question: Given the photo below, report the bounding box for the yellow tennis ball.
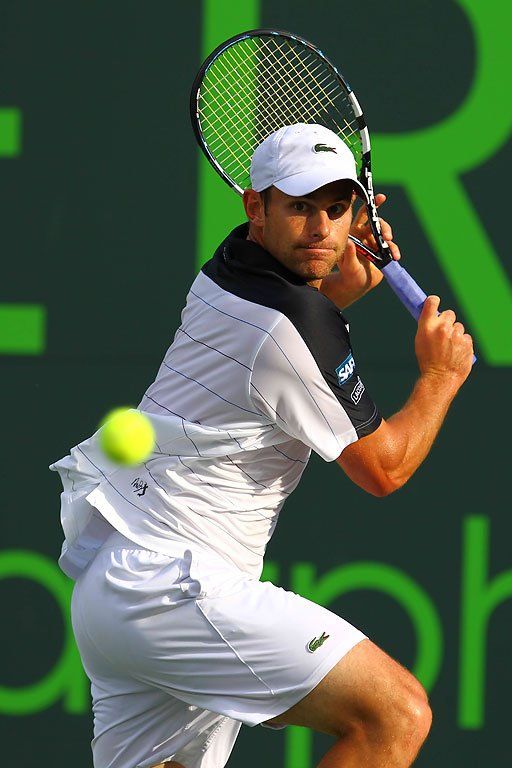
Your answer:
[99,407,155,466]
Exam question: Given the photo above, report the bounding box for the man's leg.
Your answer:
[264,639,432,768]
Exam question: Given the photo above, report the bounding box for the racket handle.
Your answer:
[381,260,426,321]
[381,260,476,365]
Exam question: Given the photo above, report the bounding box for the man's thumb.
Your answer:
[343,238,357,264]
[420,295,441,322]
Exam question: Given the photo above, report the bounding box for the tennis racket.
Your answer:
[190,29,470,342]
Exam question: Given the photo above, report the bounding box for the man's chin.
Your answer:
[277,253,337,281]
[299,263,334,281]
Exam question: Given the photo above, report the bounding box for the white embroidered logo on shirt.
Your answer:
[131,478,148,497]
[350,376,365,404]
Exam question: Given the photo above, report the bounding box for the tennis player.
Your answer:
[50,123,473,768]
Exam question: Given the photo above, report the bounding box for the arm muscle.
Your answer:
[337,373,460,496]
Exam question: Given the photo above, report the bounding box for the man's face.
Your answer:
[244,180,355,284]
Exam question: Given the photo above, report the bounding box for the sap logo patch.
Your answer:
[350,376,365,404]
[335,353,355,385]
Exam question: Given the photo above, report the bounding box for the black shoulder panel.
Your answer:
[202,224,381,436]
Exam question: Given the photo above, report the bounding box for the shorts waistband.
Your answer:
[98,529,153,553]
[96,527,203,562]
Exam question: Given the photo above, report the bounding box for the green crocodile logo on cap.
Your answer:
[313,143,337,153]
[307,631,330,652]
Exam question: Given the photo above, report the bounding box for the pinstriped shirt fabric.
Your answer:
[50,223,381,581]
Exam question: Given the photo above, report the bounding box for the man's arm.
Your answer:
[337,295,474,495]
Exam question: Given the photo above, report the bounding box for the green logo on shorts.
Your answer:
[307,631,330,653]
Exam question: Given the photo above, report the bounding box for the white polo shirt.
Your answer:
[50,223,381,580]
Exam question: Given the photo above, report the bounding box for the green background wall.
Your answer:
[1,1,511,765]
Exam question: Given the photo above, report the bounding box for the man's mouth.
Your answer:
[298,245,335,255]
[298,243,335,250]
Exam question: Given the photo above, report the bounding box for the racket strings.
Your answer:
[201,55,270,176]
[199,61,260,175]
[203,53,259,132]
[239,36,347,139]
[217,45,293,143]
[202,54,354,181]
[199,68,255,166]
[221,40,318,142]
[228,36,352,129]
[271,38,361,153]
[202,45,306,179]
[221,43,329,151]
[202,36,340,151]
[258,38,349,137]
[255,41,345,140]
[268,36,361,133]
[201,41,267,154]
[197,34,363,191]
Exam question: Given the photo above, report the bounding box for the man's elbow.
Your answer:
[336,438,411,497]
[366,471,407,497]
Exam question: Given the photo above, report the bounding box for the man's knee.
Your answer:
[265,639,432,747]
[343,649,432,753]
[376,679,432,758]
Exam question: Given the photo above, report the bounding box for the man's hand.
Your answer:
[319,194,400,309]
[415,295,474,385]
[350,193,401,263]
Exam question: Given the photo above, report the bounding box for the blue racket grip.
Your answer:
[381,260,476,365]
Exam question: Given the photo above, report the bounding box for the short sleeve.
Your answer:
[249,314,381,462]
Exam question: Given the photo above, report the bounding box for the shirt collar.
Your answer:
[220,222,310,286]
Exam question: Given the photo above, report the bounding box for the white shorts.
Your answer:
[71,530,367,768]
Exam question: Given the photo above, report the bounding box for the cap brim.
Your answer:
[274,169,368,202]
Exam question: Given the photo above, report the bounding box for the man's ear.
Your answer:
[243,189,265,227]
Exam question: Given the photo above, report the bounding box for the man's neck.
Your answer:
[245,222,320,289]
[246,223,265,249]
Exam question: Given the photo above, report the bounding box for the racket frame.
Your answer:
[190,28,392,267]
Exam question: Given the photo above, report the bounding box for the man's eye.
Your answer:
[293,202,307,212]
[329,204,345,215]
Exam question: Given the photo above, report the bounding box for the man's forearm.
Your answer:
[382,372,460,490]
[337,371,462,496]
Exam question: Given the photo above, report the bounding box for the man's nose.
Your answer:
[309,210,330,240]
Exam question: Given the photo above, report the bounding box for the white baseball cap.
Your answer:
[250,123,368,201]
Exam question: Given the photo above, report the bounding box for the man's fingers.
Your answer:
[352,195,389,234]
[380,218,393,241]
[351,196,401,264]
[352,202,369,228]
[439,309,456,325]
[352,196,386,229]
[421,300,467,341]
[388,241,401,261]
